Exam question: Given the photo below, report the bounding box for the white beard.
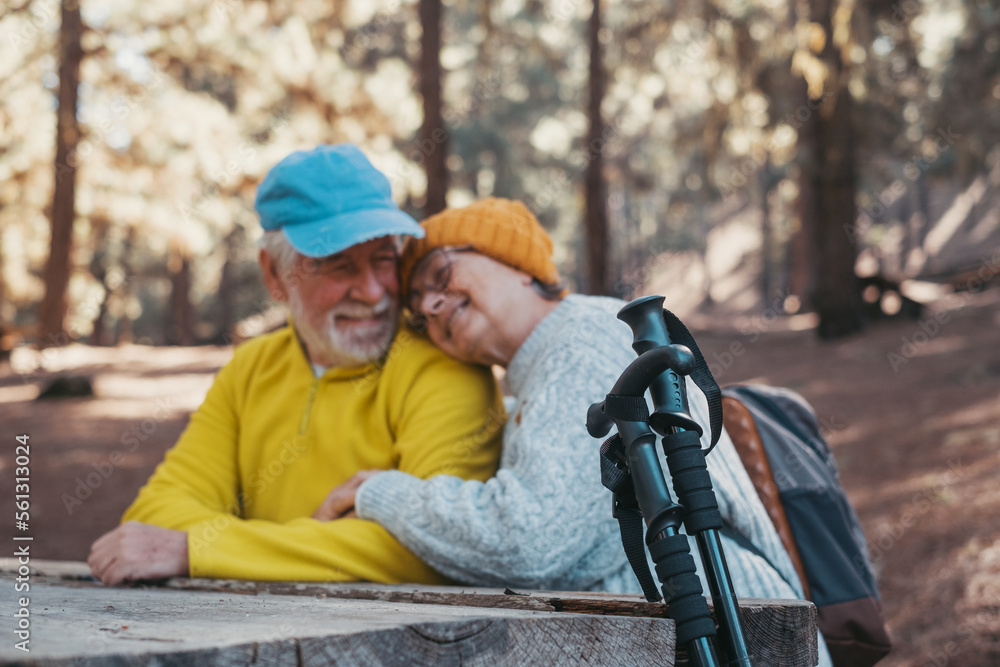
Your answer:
[288,292,398,367]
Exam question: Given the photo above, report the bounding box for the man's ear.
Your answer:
[259,248,289,302]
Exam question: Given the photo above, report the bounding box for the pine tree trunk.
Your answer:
[419,0,448,216]
[216,228,240,343]
[806,0,862,339]
[0,226,7,362]
[584,0,609,296]
[759,161,773,308]
[790,78,817,312]
[167,244,195,346]
[90,295,109,346]
[37,0,83,348]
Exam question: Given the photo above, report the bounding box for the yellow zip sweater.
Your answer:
[122,322,504,583]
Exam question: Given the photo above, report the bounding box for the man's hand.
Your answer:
[312,470,383,521]
[88,521,189,586]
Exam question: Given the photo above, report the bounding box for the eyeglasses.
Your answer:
[406,246,473,328]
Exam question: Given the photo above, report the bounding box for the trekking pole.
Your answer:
[588,343,721,666]
[617,295,752,666]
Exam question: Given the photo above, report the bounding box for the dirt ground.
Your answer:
[2,288,998,667]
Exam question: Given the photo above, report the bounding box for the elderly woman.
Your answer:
[321,197,830,664]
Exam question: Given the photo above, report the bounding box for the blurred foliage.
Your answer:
[0,0,998,346]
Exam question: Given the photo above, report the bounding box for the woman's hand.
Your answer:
[312,469,383,521]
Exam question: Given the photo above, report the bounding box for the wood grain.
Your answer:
[0,560,816,666]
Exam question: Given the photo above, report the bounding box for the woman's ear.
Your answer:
[259,248,289,301]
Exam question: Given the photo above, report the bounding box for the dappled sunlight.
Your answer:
[92,372,215,409]
[924,394,1000,435]
[7,343,232,378]
[38,445,156,470]
[0,383,40,404]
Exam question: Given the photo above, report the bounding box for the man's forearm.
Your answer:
[185,514,450,584]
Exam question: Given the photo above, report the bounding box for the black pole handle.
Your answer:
[587,344,698,439]
[617,296,703,437]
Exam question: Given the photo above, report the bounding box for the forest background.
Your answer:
[4,0,998,346]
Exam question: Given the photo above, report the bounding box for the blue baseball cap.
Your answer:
[254,144,425,258]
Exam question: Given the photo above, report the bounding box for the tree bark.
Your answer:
[804,0,862,339]
[37,0,83,348]
[0,222,7,362]
[584,0,609,295]
[216,229,239,343]
[419,0,448,216]
[167,243,195,346]
[759,160,773,308]
[789,75,817,313]
[87,218,110,346]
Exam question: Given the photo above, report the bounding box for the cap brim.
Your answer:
[282,208,426,258]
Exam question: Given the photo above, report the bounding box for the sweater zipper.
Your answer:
[299,377,320,435]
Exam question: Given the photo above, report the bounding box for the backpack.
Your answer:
[722,384,891,667]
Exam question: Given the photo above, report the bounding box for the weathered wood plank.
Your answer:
[300,615,677,667]
[674,598,818,667]
[0,560,816,666]
[0,580,675,666]
[162,577,673,619]
[157,576,817,665]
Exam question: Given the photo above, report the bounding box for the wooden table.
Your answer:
[0,560,817,666]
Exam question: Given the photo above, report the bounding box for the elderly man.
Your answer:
[88,144,504,585]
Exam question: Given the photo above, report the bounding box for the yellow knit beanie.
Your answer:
[400,197,563,294]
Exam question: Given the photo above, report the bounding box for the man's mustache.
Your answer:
[330,296,394,321]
